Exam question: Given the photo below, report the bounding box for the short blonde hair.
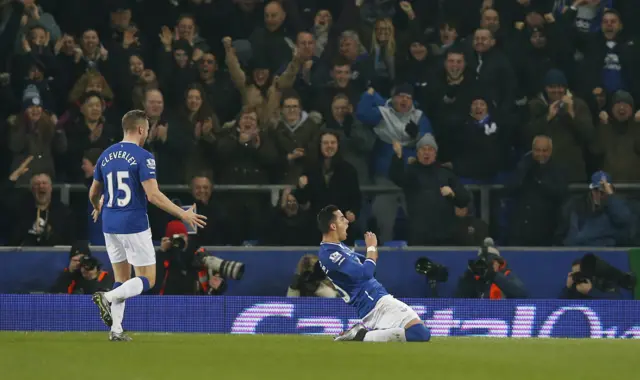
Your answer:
[121,110,148,133]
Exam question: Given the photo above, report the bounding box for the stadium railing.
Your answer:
[36,183,640,224]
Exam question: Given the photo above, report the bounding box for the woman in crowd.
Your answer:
[179,83,219,182]
[63,92,115,182]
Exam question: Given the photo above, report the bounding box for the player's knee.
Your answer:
[405,323,431,342]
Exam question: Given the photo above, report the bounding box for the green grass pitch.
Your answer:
[0,332,638,380]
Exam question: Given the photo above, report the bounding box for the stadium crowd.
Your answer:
[1,0,640,250]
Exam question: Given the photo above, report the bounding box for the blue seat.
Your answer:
[354,240,407,248]
[383,240,408,248]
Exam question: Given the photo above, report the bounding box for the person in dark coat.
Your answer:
[506,135,568,246]
[294,130,362,224]
[426,48,476,162]
[465,28,517,121]
[8,173,75,246]
[389,133,470,245]
[187,175,229,246]
[396,34,438,113]
[264,188,318,246]
[446,91,511,182]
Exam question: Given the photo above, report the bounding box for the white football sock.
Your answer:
[110,300,126,334]
[363,328,406,342]
[104,277,144,303]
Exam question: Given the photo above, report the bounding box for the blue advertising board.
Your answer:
[0,295,638,339]
[0,248,631,299]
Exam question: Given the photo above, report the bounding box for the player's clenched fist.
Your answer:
[364,231,377,248]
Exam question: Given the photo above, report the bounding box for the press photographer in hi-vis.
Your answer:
[454,239,528,299]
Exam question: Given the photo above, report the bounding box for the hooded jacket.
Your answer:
[355,90,432,177]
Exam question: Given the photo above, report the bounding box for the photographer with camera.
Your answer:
[454,238,528,299]
[74,255,113,294]
[50,241,96,294]
[287,254,338,298]
[152,220,244,295]
[561,254,636,299]
[52,242,113,294]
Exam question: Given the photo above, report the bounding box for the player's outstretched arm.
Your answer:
[141,178,207,229]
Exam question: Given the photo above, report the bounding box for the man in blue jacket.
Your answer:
[556,171,634,246]
[355,84,432,243]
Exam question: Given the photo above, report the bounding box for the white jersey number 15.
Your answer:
[106,171,132,208]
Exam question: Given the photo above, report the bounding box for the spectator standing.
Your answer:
[581,9,638,105]
[321,93,375,186]
[525,68,594,182]
[188,175,229,246]
[264,188,317,246]
[8,95,66,184]
[506,135,568,246]
[215,106,280,243]
[445,92,511,182]
[274,90,321,184]
[356,84,433,242]
[142,88,190,184]
[591,90,640,182]
[63,92,115,182]
[294,131,362,231]
[389,135,471,245]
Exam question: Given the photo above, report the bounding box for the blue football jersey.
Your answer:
[317,242,389,318]
[94,142,156,234]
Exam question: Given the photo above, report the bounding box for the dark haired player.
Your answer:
[316,205,431,342]
[89,110,206,341]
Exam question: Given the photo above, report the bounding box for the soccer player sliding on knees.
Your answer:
[316,205,431,342]
[89,110,207,341]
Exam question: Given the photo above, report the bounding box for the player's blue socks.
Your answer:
[138,276,150,292]
[104,276,152,303]
[405,324,431,342]
[113,282,122,289]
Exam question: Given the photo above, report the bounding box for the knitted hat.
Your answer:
[611,90,634,109]
[544,69,567,87]
[393,83,414,97]
[165,220,188,238]
[416,133,438,151]
[22,94,42,110]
